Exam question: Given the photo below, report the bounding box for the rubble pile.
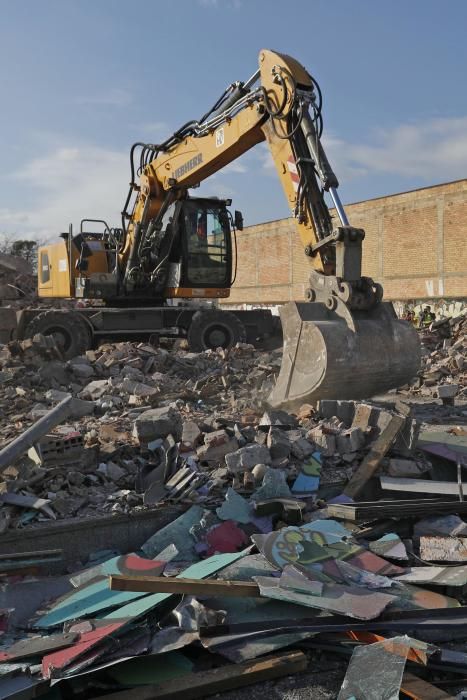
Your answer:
[0,333,436,531]
[0,336,467,698]
[0,335,280,418]
[0,252,37,305]
[414,312,467,403]
[0,336,283,526]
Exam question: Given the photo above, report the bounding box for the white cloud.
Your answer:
[2,144,129,240]
[74,88,132,107]
[0,208,30,226]
[323,116,467,182]
[3,114,467,243]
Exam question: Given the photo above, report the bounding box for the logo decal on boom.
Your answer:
[172,153,203,180]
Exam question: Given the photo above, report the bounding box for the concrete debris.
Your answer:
[225,443,271,473]
[0,334,467,698]
[0,252,36,306]
[133,406,183,444]
[197,429,238,465]
[409,312,467,400]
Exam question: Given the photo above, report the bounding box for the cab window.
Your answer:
[40,252,50,284]
[184,204,230,286]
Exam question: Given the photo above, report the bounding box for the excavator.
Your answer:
[3,49,420,410]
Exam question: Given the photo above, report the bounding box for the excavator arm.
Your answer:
[115,48,420,409]
[120,49,370,302]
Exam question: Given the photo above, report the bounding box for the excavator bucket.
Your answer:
[268,301,421,412]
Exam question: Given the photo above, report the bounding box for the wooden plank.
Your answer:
[0,549,62,561]
[401,671,454,699]
[344,412,405,499]
[381,476,467,496]
[92,650,308,700]
[110,575,261,597]
[327,499,467,522]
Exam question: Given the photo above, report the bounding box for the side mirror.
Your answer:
[234,210,243,231]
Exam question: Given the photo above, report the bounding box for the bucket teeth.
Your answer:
[268,301,421,411]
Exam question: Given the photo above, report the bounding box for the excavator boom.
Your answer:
[119,49,420,406]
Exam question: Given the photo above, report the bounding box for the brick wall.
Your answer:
[222,179,467,305]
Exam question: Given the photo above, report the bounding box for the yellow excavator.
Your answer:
[5,49,420,410]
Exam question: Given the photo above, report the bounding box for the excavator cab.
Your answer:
[165,197,234,298]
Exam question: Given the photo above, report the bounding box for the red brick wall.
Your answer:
[222,179,467,305]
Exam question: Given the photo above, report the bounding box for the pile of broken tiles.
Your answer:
[4,495,467,698]
[2,333,467,697]
[0,368,467,697]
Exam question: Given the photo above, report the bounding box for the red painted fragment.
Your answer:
[122,555,165,573]
[206,520,249,556]
[41,621,124,679]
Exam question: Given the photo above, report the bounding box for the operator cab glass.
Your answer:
[182,200,232,288]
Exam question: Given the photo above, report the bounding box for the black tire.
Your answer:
[24,310,92,359]
[187,309,246,352]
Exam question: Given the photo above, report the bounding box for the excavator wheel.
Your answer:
[24,310,92,360]
[268,301,421,411]
[187,309,246,352]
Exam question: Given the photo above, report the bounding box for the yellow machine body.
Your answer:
[38,240,109,298]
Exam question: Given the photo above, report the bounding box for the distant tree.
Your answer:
[10,240,38,269]
[0,235,12,254]
[0,236,39,273]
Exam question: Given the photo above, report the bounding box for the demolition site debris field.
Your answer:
[0,307,465,699]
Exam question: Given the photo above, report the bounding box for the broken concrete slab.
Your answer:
[251,468,292,502]
[78,379,110,400]
[133,406,182,445]
[197,429,238,465]
[180,421,202,452]
[266,427,291,461]
[420,536,467,562]
[225,444,271,474]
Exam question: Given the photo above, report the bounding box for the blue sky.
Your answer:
[1,0,467,241]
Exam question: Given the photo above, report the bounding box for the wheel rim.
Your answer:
[204,324,233,349]
[43,326,73,352]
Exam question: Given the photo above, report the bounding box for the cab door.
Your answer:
[38,248,53,296]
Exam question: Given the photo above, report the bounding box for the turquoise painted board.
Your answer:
[103,550,249,620]
[35,555,166,629]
